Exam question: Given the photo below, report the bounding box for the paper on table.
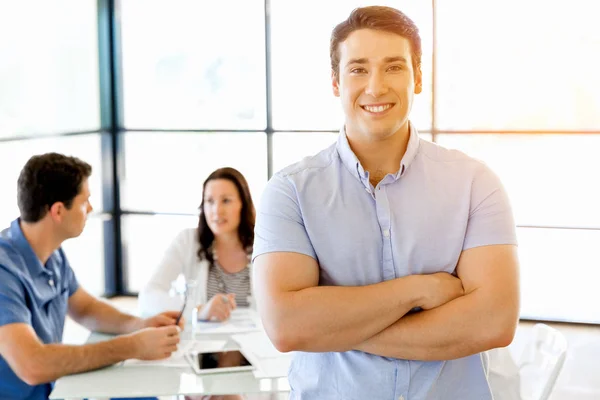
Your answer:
[252,356,293,379]
[122,339,228,367]
[195,308,261,335]
[231,331,285,359]
[231,331,294,378]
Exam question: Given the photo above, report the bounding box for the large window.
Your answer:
[116,0,600,323]
[121,133,267,214]
[119,0,269,291]
[122,214,199,293]
[435,0,600,131]
[117,0,433,293]
[270,0,432,131]
[0,1,100,137]
[120,0,266,130]
[434,0,600,323]
[0,1,105,296]
[2,1,598,323]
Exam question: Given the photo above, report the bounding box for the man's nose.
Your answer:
[365,71,388,98]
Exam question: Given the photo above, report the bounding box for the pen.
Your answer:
[175,289,188,326]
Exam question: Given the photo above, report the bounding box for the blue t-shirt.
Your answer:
[0,219,79,400]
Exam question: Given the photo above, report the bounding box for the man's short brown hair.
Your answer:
[330,6,422,81]
[17,153,92,222]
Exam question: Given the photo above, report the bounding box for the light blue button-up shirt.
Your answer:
[253,124,517,400]
[0,218,79,400]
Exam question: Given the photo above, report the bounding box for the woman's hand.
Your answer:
[198,293,236,321]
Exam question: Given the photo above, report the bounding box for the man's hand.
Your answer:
[127,325,181,361]
[198,294,236,321]
[419,272,464,310]
[141,310,185,330]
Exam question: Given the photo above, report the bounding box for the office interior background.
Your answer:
[1,0,599,328]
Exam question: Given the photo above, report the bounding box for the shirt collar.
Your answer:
[9,218,48,277]
[336,122,422,187]
[399,122,421,177]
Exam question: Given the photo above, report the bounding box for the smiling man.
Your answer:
[252,6,520,400]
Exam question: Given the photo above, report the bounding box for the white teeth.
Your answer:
[363,104,392,113]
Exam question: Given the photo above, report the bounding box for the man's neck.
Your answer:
[19,219,62,265]
[346,125,411,187]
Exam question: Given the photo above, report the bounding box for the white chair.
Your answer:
[518,323,568,400]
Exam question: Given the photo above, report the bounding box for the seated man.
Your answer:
[0,153,183,400]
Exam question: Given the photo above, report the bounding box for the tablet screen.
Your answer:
[186,350,255,374]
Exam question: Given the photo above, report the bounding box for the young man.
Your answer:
[0,153,183,400]
[253,6,519,400]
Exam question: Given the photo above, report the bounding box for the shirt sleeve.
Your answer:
[59,248,80,296]
[0,266,32,326]
[463,163,518,250]
[252,173,316,261]
[138,229,191,317]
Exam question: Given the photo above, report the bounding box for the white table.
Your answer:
[50,330,290,399]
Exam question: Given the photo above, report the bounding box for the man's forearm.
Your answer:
[355,291,518,360]
[263,275,425,353]
[73,298,141,334]
[27,335,135,385]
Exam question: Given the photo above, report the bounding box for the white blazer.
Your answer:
[138,228,252,317]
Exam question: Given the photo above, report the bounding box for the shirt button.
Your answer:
[398,396,405,400]
[48,279,54,287]
[383,229,390,237]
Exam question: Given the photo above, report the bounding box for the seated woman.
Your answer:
[139,167,255,322]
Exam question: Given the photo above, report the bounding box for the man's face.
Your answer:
[332,28,422,142]
[61,178,93,239]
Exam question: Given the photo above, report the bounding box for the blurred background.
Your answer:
[0,0,599,328]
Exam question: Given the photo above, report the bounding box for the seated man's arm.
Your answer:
[68,287,182,334]
[355,244,520,360]
[0,322,180,386]
[68,287,140,333]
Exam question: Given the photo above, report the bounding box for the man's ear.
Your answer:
[331,70,340,97]
[414,67,423,95]
[48,202,65,222]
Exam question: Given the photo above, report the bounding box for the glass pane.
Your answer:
[123,214,199,293]
[120,0,266,130]
[435,0,600,131]
[271,0,432,131]
[518,227,600,323]
[436,134,600,228]
[0,1,100,137]
[62,215,106,296]
[121,132,267,213]
[272,132,337,173]
[0,134,105,226]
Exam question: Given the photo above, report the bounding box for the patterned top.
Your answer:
[205,248,251,307]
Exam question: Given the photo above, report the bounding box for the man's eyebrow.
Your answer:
[384,56,408,64]
[345,56,409,67]
[346,58,368,67]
